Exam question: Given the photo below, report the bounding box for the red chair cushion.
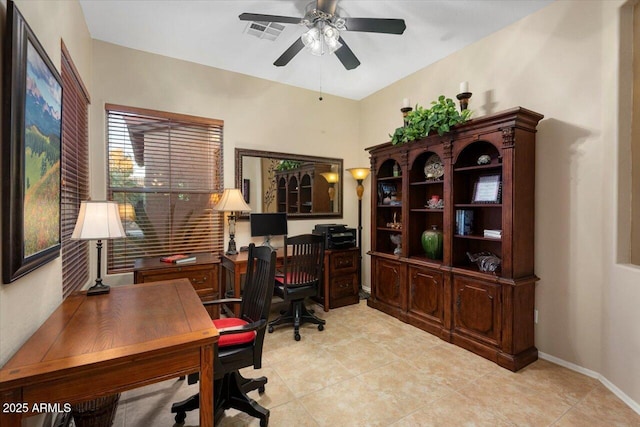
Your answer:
[275,272,314,285]
[213,317,256,347]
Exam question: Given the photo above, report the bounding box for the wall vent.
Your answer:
[244,21,286,41]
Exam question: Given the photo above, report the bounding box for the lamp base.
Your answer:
[87,283,110,296]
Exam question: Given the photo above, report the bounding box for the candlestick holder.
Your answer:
[456,92,472,111]
[401,107,412,127]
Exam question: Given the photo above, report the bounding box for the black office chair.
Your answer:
[268,234,326,341]
[171,244,276,426]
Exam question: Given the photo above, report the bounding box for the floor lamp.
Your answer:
[214,188,251,255]
[71,201,126,296]
[347,167,370,299]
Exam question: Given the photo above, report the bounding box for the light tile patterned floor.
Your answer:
[113,300,640,426]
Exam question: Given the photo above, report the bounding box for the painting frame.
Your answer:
[3,1,63,283]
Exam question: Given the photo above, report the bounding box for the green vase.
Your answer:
[421,225,443,259]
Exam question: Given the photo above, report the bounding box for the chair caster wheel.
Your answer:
[318,324,324,331]
[175,412,186,424]
[268,325,274,333]
[294,333,301,341]
[258,385,265,393]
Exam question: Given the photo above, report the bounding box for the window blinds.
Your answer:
[61,43,90,297]
[105,104,224,272]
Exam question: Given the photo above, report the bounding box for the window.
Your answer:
[106,104,224,272]
[61,42,90,297]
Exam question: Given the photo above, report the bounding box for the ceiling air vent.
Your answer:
[244,21,286,41]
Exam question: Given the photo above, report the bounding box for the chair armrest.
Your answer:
[202,298,242,307]
[217,319,266,336]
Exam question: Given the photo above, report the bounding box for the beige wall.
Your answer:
[359,0,639,407]
[0,0,92,364]
[0,0,638,415]
[0,1,92,425]
[89,40,361,285]
[632,5,640,264]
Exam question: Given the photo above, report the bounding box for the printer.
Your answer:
[313,224,356,250]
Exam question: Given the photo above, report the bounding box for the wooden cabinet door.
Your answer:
[453,276,501,347]
[408,265,443,326]
[373,257,404,309]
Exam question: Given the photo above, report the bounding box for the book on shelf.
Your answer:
[483,229,502,238]
[160,254,196,264]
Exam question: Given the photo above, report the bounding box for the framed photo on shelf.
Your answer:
[472,174,502,204]
[377,182,397,205]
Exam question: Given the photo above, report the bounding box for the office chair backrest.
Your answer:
[241,244,277,324]
[282,234,325,289]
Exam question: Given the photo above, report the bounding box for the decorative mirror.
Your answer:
[235,148,342,219]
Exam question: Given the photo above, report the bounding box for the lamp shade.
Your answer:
[347,168,370,181]
[214,188,251,213]
[320,172,339,184]
[71,201,126,240]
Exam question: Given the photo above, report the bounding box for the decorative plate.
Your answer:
[424,154,444,180]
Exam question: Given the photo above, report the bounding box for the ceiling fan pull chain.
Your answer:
[318,57,323,101]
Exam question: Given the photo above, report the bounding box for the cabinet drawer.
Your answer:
[140,269,213,291]
[330,250,358,273]
[330,272,358,300]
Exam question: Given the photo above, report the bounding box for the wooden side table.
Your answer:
[133,252,221,319]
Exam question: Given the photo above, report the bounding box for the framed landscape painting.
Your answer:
[2,1,63,283]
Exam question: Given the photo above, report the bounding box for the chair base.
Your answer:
[268,299,326,341]
[171,372,269,426]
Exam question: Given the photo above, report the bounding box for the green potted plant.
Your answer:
[390,95,472,145]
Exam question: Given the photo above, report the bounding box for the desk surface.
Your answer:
[0,279,218,426]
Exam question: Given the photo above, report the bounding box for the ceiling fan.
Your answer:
[239,0,406,70]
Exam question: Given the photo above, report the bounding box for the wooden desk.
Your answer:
[133,252,221,319]
[0,279,218,427]
[221,247,359,315]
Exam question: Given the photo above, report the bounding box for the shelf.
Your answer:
[454,203,502,208]
[377,227,403,232]
[410,208,444,213]
[378,176,402,181]
[377,204,402,208]
[410,179,444,186]
[454,233,501,241]
[408,254,443,265]
[454,164,502,172]
[451,264,502,279]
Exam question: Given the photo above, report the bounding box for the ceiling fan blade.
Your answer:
[316,0,338,16]
[335,37,360,70]
[238,13,301,24]
[343,17,406,35]
[274,37,305,67]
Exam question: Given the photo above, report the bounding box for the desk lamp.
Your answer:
[347,167,370,299]
[71,201,125,296]
[214,188,251,255]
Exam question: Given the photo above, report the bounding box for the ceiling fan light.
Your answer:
[323,25,339,42]
[324,35,342,54]
[301,26,320,47]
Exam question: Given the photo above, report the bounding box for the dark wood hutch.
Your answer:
[366,107,543,371]
[276,163,332,214]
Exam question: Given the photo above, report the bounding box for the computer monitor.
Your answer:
[250,213,288,250]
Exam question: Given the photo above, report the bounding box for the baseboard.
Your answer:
[538,351,640,415]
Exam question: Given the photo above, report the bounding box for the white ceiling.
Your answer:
[79,0,553,100]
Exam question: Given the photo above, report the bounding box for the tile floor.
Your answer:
[113,299,640,426]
